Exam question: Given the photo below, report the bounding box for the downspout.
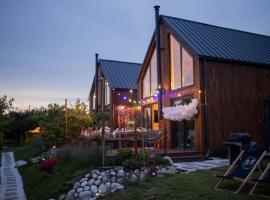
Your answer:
[154,5,163,121]
[202,58,210,157]
[95,53,99,113]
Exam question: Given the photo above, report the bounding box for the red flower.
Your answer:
[37,159,58,172]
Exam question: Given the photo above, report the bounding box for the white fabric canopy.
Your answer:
[163,98,199,121]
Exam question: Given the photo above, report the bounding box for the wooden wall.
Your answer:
[137,24,205,153]
[206,60,270,152]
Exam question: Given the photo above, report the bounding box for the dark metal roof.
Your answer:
[161,15,270,65]
[99,59,141,89]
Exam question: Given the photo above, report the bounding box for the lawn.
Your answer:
[104,168,265,200]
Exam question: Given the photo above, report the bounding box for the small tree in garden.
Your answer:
[39,103,65,147]
[93,112,111,166]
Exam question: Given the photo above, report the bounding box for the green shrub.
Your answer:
[149,156,171,167]
[135,149,151,165]
[115,148,134,165]
[122,158,143,170]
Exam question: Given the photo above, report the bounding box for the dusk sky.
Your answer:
[1,0,270,110]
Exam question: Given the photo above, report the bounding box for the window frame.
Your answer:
[168,33,195,91]
[142,47,157,98]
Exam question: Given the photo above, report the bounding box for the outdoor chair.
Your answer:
[215,150,267,193]
[249,163,270,199]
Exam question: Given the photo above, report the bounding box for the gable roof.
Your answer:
[161,15,270,65]
[99,59,141,89]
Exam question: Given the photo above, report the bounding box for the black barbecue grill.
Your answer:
[223,132,257,164]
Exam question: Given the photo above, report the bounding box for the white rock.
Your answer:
[79,191,91,198]
[110,176,116,183]
[90,185,98,193]
[65,192,74,200]
[15,160,27,167]
[130,174,137,182]
[92,173,97,179]
[58,194,66,200]
[168,166,177,174]
[97,175,102,180]
[134,169,140,175]
[101,176,108,182]
[81,180,88,187]
[96,170,100,175]
[117,178,124,183]
[73,192,78,198]
[77,187,83,193]
[100,172,106,176]
[98,184,107,194]
[73,182,80,189]
[80,177,88,182]
[94,180,100,186]
[163,156,174,165]
[111,183,124,192]
[105,182,111,190]
[88,179,94,185]
[68,189,75,195]
[85,173,90,178]
[117,169,125,177]
[110,171,116,176]
[84,185,90,191]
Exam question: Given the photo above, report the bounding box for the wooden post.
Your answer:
[163,125,167,156]
[134,124,138,156]
[65,98,68,137]
[102,120,105,166]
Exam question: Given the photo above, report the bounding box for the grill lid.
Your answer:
[228,132,251,143]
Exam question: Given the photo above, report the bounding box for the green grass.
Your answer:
[19,160,92,200]
[11,142,100,200]
[104,168,266,200]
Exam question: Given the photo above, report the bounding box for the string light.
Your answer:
[128,99,132,102]
[129,89,133,93]
[123,96,127,100]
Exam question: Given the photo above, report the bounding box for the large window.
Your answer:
[92,92,96,110]
[143,67,150,98]
[169,34,194,89]
[143,49,157,98]
[182,48,194,86]
[170,35,181,89]
[104,80,110,105]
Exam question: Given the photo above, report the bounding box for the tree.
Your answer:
[39,104,65,146]
[0,95,14,116]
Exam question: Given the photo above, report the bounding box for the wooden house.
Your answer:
[137,6,270,157]
[89,55,141,129]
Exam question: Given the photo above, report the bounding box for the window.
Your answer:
[143,67,150,98]
[150,49,157,96]
[92,92,96,110]
[142,49,157,98]
[172,97,196,150]
[104,80,110,105]
[182,48,194,86]
[170,34,181,89]
[169,34,194,89]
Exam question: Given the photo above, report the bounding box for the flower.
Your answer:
[37,159,58,173]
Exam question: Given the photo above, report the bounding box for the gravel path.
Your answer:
[0,152,26,200]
